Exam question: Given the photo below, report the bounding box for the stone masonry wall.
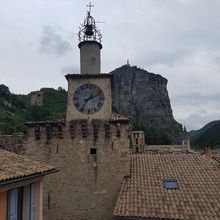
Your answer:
[146,145,189,152]
[21,120,130,220]
[0,134,24,154]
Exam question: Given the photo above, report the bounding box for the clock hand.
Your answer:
[79,94,94,112]
[84,91,101,103]
[80,92,101,112]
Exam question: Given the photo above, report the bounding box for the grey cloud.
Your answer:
[39,26,72,57]
[214,56,220,64]
[178,112,220,131]
[172,93,220,106]
[138,49,191,66]
[61,65,79,75]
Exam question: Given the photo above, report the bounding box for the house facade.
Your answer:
[0,149,58,220]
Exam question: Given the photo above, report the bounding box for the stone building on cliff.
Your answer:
[30,91,43,106]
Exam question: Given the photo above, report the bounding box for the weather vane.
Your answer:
[87,2,94,13]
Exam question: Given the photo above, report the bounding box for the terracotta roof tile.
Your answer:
[25,114,129,125]
[110,113,129,123]
[0,149,59,185]
[113,152,220,220]
[25,118,65,126]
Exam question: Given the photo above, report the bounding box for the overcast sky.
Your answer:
[1,0,220,131]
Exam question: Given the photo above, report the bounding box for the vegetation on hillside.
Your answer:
[190,120,220,149]
[133,121,172,145]
[0,84,67,135]
[1,84,219,148]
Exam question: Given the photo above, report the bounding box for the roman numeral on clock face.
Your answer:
[75,102,80,108]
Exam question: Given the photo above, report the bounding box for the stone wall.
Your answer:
[131,131,145,153]
[0,134,24,153]
[145,144,189,152]
[21,119,130,220]
[30,91,43,106]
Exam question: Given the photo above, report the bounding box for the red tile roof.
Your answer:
[0,149,59,185]
[25,118,65,126]
[25,113,129,125]
[110,113,129,123]
[113,152,220,220]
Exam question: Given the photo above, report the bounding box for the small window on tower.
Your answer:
[91,58,96,65]
[90,148,97,155]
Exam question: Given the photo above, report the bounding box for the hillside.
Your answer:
[0,65,185,144]
[0,84,67,134]
[111,65,183,144]
[190,120,220,148]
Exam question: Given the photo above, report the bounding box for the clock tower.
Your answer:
[22,4,130,220]
[66,6,111,123]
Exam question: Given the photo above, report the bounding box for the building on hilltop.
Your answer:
[0,149,58,220]
[30,90,43,106]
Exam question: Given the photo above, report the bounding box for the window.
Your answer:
[90,148,97,155]
[164,180,179,189]
[7,188,23,220]
[91,58,96,65]
[29,183,35,220]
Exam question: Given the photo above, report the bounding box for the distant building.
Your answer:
[180,126,190,149]
[145,125,191,152]
[0,149,58,220]
[113,151,220,220]
[131,131,145,153]
[30,91,43,106]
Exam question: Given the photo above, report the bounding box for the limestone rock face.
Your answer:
[111,65,182,143]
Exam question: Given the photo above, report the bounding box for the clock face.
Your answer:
[73,83,105,114]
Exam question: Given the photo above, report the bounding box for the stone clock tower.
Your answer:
[20,5,130,220]
[66,7,111,122]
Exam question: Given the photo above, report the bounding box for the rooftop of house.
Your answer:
[110,113,130,123]
[132,131,145,134]
[0,149,59,186]
[113,151,220,220]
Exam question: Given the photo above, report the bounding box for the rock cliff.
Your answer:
[111,65,183,144]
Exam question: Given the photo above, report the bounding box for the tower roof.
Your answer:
[78,3,102,43]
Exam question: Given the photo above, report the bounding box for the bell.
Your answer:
[84,24,94,36]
